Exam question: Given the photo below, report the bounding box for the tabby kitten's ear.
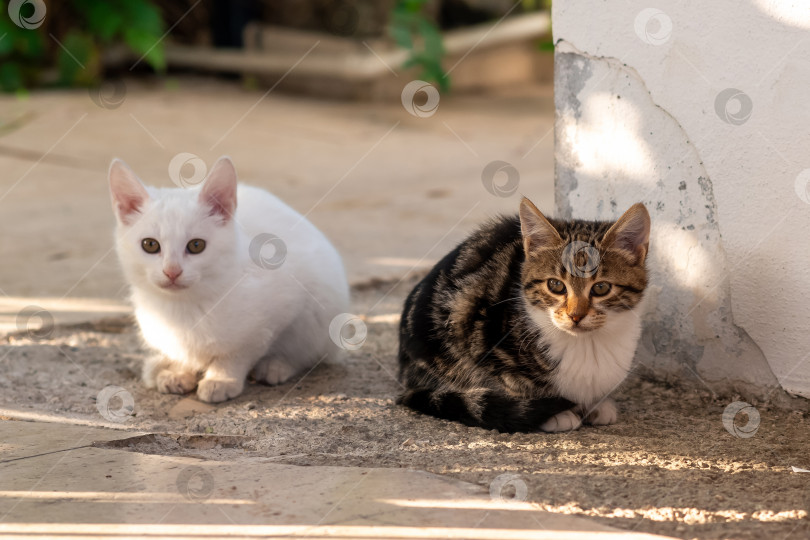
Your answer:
[109,159,150,225]
[519,197,562,253]
[603,203,651,265]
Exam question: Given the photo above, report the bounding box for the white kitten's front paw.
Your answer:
[251,357,298,386]
[583,398,618,426]
[541,409,582,433]
[155,370,197,395]
[196,378,244,403]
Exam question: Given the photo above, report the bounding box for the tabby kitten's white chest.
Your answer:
[533,307,643,406]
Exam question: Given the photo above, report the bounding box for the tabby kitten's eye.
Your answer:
[547,279,566,294]
[141,238,160,254]
[186,239,206,254]
[591,282,611,296]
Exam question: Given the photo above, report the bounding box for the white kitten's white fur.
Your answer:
[109,156,349,403]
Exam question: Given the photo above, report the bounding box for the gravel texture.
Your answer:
[2,277,808,540]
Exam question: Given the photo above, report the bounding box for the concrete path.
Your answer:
[0,78,555,299]
[0,78,556,337]
[0,421,673,539]
[0,81,676,538]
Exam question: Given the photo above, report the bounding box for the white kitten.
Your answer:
[109,156,350,403]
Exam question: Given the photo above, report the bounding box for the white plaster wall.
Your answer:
[553,1,810,397]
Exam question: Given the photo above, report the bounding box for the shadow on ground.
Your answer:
[1,277,808,540]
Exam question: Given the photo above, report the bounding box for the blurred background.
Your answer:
[0,0,552,93]
[0,0,554,312]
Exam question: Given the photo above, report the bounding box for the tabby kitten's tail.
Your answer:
[396,386,574,433]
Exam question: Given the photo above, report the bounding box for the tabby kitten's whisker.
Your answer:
[489,296,524,308]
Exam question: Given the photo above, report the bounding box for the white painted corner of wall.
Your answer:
[552,1,810,398]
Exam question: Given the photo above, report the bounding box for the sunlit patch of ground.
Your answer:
[1,277,808,540]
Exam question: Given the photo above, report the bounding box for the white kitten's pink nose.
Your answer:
[163,267,183,282]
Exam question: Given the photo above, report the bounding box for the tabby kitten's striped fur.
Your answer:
[397,198,650,433]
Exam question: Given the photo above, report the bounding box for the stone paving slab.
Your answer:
[0,421,673,539]
[0,420,137,462]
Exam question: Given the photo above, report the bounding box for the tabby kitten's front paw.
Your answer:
[197,378,244,403]
[155,370,197,395]
[540,409,582,432]
[583,398,618,426]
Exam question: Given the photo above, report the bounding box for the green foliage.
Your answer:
[57,30,98,86]
[528,0,554,52]
[522,0,551,10]
[0,8,44,90]
[0,0,165,91]
[390,0,449,92]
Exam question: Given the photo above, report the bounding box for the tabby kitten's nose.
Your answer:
[569,313,585,324]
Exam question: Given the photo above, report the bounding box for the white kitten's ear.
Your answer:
[109,159,149,225]
[199,156,237,221]
[604,202,651,265]
[519,197,561,253]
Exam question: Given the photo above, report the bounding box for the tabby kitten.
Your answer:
[397,198,650,432]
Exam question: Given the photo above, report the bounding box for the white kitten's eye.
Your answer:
[186,239,206,254]
[142,238,160,254]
